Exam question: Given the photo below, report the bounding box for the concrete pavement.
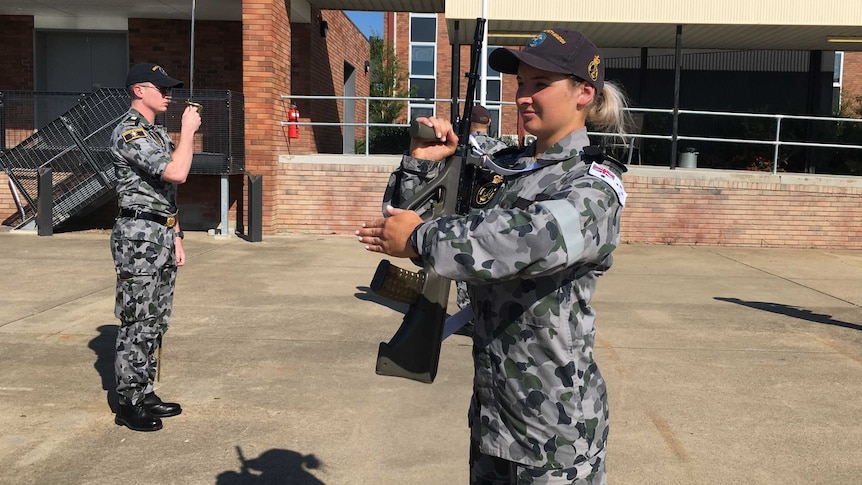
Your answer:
[0,230,861,484]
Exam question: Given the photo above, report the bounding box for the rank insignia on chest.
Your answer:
[121,128,147,143]
[473,175,504,207]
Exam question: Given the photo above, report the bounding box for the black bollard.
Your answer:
[247,173,262,242]
[37,166,53,236]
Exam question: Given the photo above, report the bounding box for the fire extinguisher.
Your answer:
[288,103,300,139]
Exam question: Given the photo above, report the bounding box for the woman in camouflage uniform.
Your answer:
[359,28,629,484]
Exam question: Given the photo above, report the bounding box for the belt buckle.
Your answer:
[166,216,176,228]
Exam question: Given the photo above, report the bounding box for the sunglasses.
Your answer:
[139,84,172,97]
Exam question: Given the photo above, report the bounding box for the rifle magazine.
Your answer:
[369,259,426,305]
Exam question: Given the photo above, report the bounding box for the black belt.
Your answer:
[119,208,177,228]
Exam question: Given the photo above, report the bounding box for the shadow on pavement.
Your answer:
[216,446,325,484]
[353,285,409,314]
[89,324,120,413]
[715,297,862,331]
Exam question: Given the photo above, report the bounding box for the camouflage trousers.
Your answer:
[469,441,606,485]
[111,234,176,406]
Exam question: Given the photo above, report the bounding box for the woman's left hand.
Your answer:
[357,206,423,258]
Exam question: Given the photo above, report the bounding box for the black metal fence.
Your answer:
[0,89,244,229]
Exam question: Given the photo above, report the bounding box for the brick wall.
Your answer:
[0,16,34,90]
[622,167,862,248]
[128,19,243,92]
[269,158,862,250]
[843,51,862,103]
[288,9,371,155]
[275,157,394,234]
[0,173,18,221]
[242,0,292,236]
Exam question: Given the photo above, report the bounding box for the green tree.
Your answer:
[369,35,410,123]
[363,35,413,154]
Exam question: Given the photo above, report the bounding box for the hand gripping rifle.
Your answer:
[370,18,487,383]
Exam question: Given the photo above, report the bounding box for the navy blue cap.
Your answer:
[125,63,183,88]
[489,29,604,94]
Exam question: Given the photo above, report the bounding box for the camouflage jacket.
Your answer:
[380,132,507,217]
[110,109,178,218]
[404,128,625,470]
[470,131,509,157]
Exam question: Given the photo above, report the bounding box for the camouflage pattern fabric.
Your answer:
[110,109,178,216]
[457,132,509,313]
[471,131,510,158]
[470,439,604,485]
[110,109,180,406]
[401,128,624,476]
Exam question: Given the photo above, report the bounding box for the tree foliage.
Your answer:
[369,36,410,124]
[365,35,413,153]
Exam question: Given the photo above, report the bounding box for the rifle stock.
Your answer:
[372,18,486,383]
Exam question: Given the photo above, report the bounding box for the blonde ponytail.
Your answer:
[586,81,630,140]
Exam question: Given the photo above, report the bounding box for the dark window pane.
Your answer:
[487,47,501,76]
[411,46,435,75]
[410,106,434,121]
[411,17,436,42]
[833,53,843,84]
[489,108,500,137]
[487,80,501,102]
[410,78,436,99]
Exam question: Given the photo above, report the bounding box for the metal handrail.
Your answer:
[281,94,862,174]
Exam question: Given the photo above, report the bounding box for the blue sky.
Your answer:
[345,11,383,39]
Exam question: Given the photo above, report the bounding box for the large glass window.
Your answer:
[409,14,437,118]
[410,78,436,100]
[410,16,436,42]
[411,45,435,76]
[410,106,434,122]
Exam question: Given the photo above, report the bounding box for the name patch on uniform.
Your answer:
[588,162,627,206]
[121,128,147,143]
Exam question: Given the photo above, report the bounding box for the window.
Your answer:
[473,47,503,137]
[834,51,844,112]
[411,45,435,76]
[409,14,437,119]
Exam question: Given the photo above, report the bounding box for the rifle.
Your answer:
[370,18,486,383]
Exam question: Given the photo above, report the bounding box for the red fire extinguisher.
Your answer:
[288,103,300,139]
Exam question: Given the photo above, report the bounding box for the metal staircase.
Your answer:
[0,88,245,230]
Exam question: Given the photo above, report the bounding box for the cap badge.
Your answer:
[151,65,168,76]
[528,32,547,47]
[588,55,601,82]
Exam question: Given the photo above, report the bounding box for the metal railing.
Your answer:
[280,94,862,175]
[0,89,245,230]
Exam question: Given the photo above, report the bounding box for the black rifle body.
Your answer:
[374,18,486,383]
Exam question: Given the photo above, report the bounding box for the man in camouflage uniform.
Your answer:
[110,62,201,432]
[359,28,628,484]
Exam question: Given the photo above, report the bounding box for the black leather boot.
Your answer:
[142,392,182,418]
[115,402,163,431]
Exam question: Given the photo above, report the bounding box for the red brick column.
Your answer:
[242,0,292,234]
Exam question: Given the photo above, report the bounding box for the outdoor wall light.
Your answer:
[827,36,862,43]
[364,60,370,73]
[320,20,329,38]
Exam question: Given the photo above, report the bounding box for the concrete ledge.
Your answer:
[626,164,862,189]
[279,153,402,166]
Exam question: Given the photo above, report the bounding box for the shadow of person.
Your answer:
[216,446,325,485]
[353,285,409,314]
[714,297,862,331]
[89,324,120,413]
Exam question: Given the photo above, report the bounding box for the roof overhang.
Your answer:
[444,0,862,50]
[2,0,861,51]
